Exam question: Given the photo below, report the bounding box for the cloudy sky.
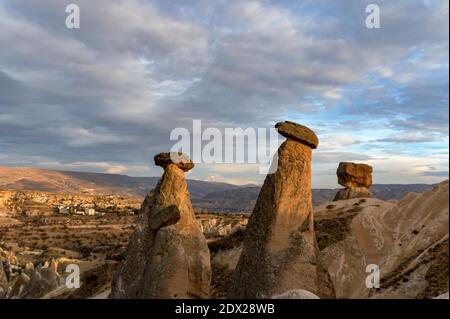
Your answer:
[0,0,448,187]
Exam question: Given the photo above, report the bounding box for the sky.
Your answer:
[0,0,448,188]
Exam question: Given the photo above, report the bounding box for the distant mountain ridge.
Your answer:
[0,167,242,198]
[191,184,436,212]
[0,167,437,212]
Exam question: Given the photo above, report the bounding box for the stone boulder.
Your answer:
[154,152,194,172]
[275,121,319,149]
[337,162,372,188]
[228,121,333,299]
[334,162,373,201]
[109,153,210,299]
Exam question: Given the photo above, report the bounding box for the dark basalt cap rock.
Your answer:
[275,121,319,149]
[154,152,194,172]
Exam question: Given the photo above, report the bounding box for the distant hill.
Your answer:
[0,167,437,212]
[370,184,435,200]
[0,167,243,199]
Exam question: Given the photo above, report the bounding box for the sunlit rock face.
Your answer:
[228,122,333,299]
[109,153,210,299]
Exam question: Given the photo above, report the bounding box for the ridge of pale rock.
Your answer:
[272,289,320,299]
[315,180,449,298]
[337,162,373,188]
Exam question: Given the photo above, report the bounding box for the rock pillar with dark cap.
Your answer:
[228,121,334,298]
[109,152,211,299]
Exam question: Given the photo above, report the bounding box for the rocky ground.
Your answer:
[0,208,249,299]
[211,180,449,299]
[0,181,448,299]
[0,213,135,298]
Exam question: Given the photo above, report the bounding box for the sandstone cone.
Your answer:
[272,289,320,299]
[109,153,210,299]
[228,122,333,298]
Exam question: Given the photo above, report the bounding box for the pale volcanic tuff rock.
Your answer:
[0,245,61,299]
[109,153,211,299]
[11,261,60,299]
[316,180,449,299]
[334,162,374,201]
[199,214,248,238]
[434,292,449,299]
[228,122,333,299]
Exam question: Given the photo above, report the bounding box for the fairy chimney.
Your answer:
[228,121,334,298]
[109,152,211,299]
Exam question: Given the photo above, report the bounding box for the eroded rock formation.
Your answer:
[316,180,449,298]
[0,246,61,299]
[333,162,374,201]
[109,152,211,299]
[228,121,333,298]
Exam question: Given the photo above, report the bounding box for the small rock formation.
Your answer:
[0,262,8,287]
[0,256,60,299]
[272,289,320,299]
[109,152,211,299]
[333,187,373,201]
[336,162,372,188]
[24,262,34,276]
[199,214,248,238]
[16,261,60,299]
[434,292,449,299]
[333,162,374,201]
[228,121,333,298]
